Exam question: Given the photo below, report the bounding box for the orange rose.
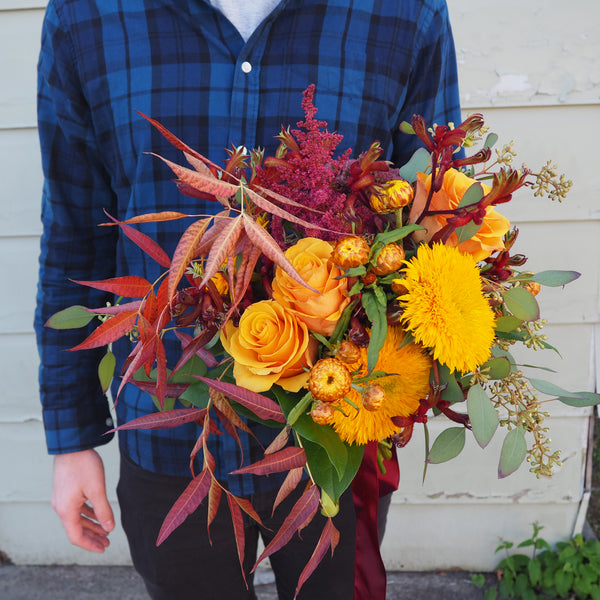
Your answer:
[272,237,351,336]
[408,168,510,262]
[221,300,318,393]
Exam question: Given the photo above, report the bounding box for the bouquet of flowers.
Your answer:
[48,85,598,597]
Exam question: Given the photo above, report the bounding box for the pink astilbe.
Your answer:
[255,85,355,243]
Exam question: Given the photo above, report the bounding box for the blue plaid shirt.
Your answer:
[35,0,461,495]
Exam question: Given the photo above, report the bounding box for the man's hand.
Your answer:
[52,449,115,553]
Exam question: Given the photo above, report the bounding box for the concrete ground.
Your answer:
[0,565,490,599]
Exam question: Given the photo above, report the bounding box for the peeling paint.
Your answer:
[489,73,534,102]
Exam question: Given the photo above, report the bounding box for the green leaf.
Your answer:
[286,392,313,427]
[484,132,499,150]
[45,305,96,329]
[428,427,466,464]
[374,223,425,246]
[361,291,387,373]
[494,315,523,333]
[398,147,431,182]
[170,354,208,383]
[330,297,359,345]
[530,270,580,287]
[528,558,542,586]
[467,384,499,449]
[471,573,486,588]
[481,356,512,380]
[483,588,498,600]
[503,287,540,321]
[457,182,484,208]
[455,220,482,245]
[437,363,465,404]
[529,378,600,407]
[300,435,364,503]
[98,350,116,394]
[498,426,527,478]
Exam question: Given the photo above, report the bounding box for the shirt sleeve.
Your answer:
[34,1,117,454]
[391,0,462,167]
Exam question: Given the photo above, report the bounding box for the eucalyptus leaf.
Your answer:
[503,287,540,321]
[457,182,484,208]
[467,384,499,448]
[494,316,523,333]
[45,305,96,329]
[529,378,600,407]
[481,356,512,380]
[428,427,466,464]
[484,132,499,150]
[398,147,431,182]
[529,270,580,287]
[455,220,482,244]
[436,363,464,404]
[498,426,527,478]
[98,350,116,394]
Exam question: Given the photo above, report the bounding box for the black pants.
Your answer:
[117,453,356,600]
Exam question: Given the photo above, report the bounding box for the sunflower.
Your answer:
[329,326,431,445]
[398,243,496,374]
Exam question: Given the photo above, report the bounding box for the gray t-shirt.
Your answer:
[209,0,282,41]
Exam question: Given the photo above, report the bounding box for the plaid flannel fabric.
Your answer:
[35,0,460,494]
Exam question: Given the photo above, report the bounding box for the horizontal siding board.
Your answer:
[0,334,43,422]
[0,9,44,129]
[0,237,38,335]
[382,502,580,570]
[0,2,46,9]
[0,128,42,237]
[449,0,600,108]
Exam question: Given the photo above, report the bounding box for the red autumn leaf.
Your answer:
[254,485,320,570]
[195,216,243,291]
[168,217,212,300]
[86,300,142,315]
[156,468,212,546]
[211,390,254,438]
[252,184,322,214]
[245,186,331,232]
[116,336,158,398]
[151,153,238,201]
[264,426,291,455]
[171,327,219,374]
[226,493,248,588]
[242,214,318,294]
[194,211,231,256]
[69,310,138,351]
[230,447,306,476]
[137,112,209,166]
[229,494,263,526]
[130,379,189,399]
[271,467,304,515]
[184,151,212,176]
[155,337,168,409]
[106,210,192,225]
[73,276,153,298]
[189,420,211,475]
[227,242,262,318]
[111,407,206,431]
[193,376,286,423]
[206,477,223,545]
[294,519,340,599]
[142,290,158,324]
[173,330,219,369]
[102,212,171,268]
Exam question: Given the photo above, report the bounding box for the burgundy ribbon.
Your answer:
[352,441,400,600]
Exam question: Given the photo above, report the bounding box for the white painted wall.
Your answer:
[0,0,598,570]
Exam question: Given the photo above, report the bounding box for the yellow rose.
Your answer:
[408,168,510,262]
[272,237,351,337]
[221,300,318,393]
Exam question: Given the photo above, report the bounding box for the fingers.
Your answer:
[52,449,116,553]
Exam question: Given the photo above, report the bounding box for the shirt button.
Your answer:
[241,61,252,74]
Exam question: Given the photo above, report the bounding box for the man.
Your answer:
[35,1,461,598]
